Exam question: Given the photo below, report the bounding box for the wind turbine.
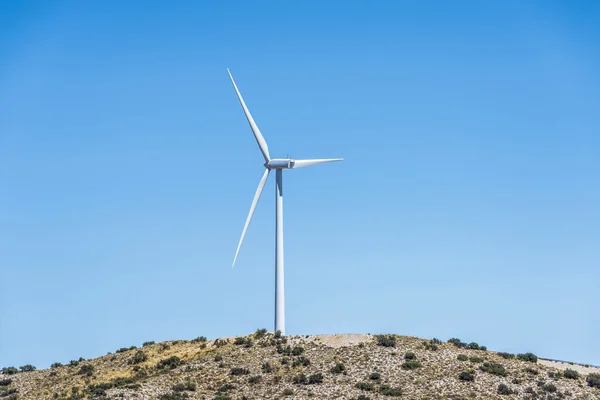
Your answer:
[228,69,342,336]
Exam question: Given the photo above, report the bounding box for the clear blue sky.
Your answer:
[1,1,599,369]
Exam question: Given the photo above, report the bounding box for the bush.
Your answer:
[355,382,375,391]
[172,381,196,392]
[131,350,148,365]
[564,368,579,379]
[262,362,274,373]
[50,362,63,369]
[401,360,421,370]
[404,352,416,360]
[214,355,223,362]
[479,362,507,376]
[467,342,480,350]
[230,367,250,376]
[78,364,94,376]
[277,345,304,356]
[469,356,484,363]
[280,357,289,365]
[292,373,307,384]
[330,363,345,374]
[375,335,396,348]
[525,367,539,375]
[587,373,600,388]
[68,360,80,367]
[292,356,310,367]
[1,367,17,375]
[497,383,514,395]
[424,342,438,351]
[254,329,267,339]
[497,352,515,359]
[431,338,442,344]
[379,384,402,396]
[19,364,36,372]
[308,373,323,384]
[448,338,466,348]
[212,395,231,400]
[459,371,475,381]
[282,388,294,396]
[517,353,538,363]
[217,383,235,393]
[191,336,207,343]
[274,330,282,339]
[0,379,12,386]
[356,396,371,400]
[156,356,182,370]
[457,354,468,361]
[480,346,487,351]
[142,341,155,347]
[369,372,381,382]
[248,375,261,384]
[116,346,137,353]
[542,382,557,393]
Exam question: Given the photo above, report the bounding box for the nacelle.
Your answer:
[267,159,295,169]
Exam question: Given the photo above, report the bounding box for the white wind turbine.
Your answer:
[228,69,342,336]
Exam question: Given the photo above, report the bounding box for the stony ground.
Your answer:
[1,333,599,400]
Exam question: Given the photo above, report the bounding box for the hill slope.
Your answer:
[2,333,600,399]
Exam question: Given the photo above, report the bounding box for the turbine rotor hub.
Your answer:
[266,159,295,170]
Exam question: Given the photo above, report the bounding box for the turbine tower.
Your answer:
[228,69,342,336]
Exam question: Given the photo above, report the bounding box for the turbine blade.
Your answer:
[232,168,270,268]
[293,158,343,168]
[227,69,271,162]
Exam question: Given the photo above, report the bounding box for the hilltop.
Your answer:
[2,332,599,399]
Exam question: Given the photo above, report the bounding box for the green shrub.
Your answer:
[564,368,579,379]
[497,352,515,359]
[234,337,246,345]
[480,346,487,351]
[274,330,282,339]
[379,384,402,396]
[542,382,557,392]
[587,373,600,388]
[254,329,267,339]
[68,360,80,367]
[355,382,375,391]
[424,342,438,351]
[308,373,323,384]
[116,346,136,353]
[217,383,235,393]
[191,336,207,343]
[497,383,514,395]
[277,345,304,356]
[356,396,371,400]
[160,393,189,400]
[230,367,250,376]
[0,379,12,386]
[248,375,261,384]
[156,356,182,370]
[78,364,94,376]
[280,357,289,365]
[457,354,468,361]
[214,355,223,362]
[448,338,466,348]
[172,381,196,392]
[262,362,274,373]
[282,388,294,396]
[401,360,421,370]
[1,367,17,375]
[330,363,345,374]
[467,342,480,350]
[50,362,63,369]
[404,352,416,360]
[479,362,507,376]
[525,367,539,375]
[375,335,396,348]
[431,338,442,344]
[369,372,381,382]
[131,350,148,365]
[18,364,35,372]
[292,373,307,384]
[458,371,475,381]
[517,353,537,363]
[142,341,155,347]
[469,356,484,363]
[212,395,231,400]
[292,356,311,367]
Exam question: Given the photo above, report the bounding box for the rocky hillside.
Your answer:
[2,332,600,399]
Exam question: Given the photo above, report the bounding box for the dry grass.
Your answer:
[3,333,600,399]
